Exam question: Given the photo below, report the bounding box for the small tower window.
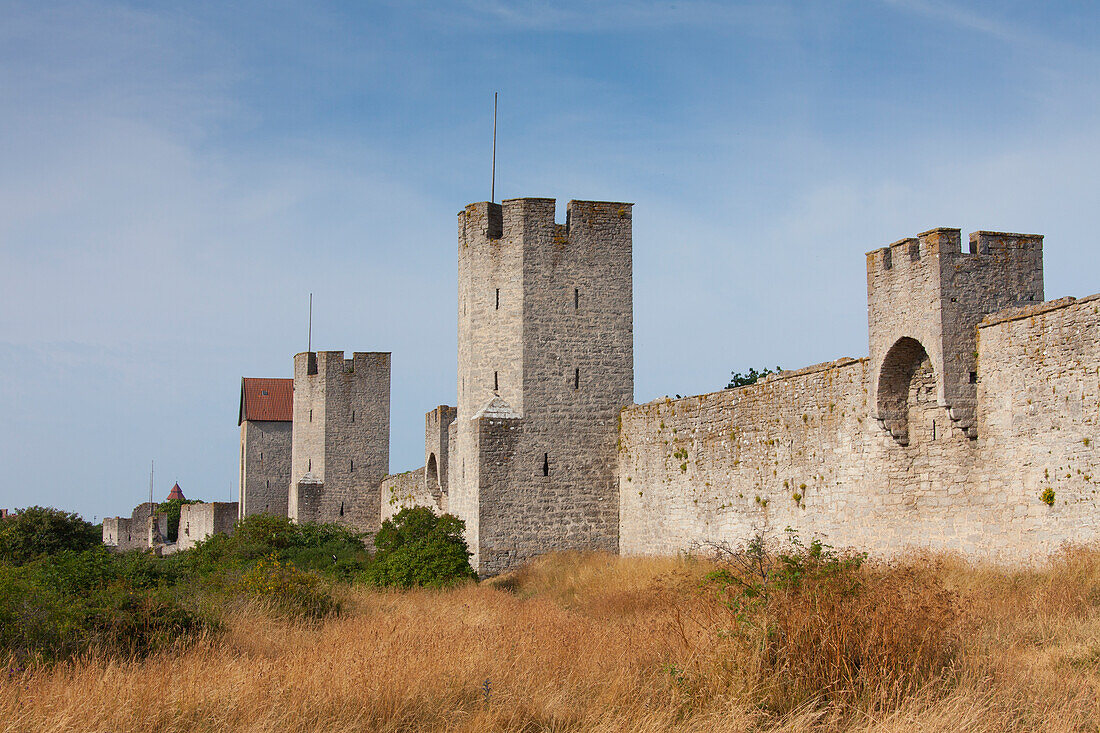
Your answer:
[309,409,312,422]
[574,368,580,389]
[350,459,354,472]
[969,371,978,384]
[339,501,345,517]
[266,479,269,489]
[495,288,500,310]
[307,459,311,472]
[542,453,549,476]
[494,371,499,391]
[351,410,355,422]
[574,288,579,310]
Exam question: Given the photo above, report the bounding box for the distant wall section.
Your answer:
[178,502,239,551]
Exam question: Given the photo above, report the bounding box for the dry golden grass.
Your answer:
[3,548,1100,732]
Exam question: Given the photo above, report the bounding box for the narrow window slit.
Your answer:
[574,288,579,310]
[574,368,580,389]
[495,288,500,310]
[494,371,499,391]
[542,453,549,476]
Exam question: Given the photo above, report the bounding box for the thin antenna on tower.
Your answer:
[491,92,498,203]
[308,293,313,352]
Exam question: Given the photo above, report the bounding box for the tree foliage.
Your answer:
[726,366,782,389]
[0,506,101,565]
[366,507,476,588]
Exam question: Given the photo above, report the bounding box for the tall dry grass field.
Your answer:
[3,549,1100,732]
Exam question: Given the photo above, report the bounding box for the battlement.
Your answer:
[294,350,390,378]
[867,228,1043,272]
[459,198,633,247]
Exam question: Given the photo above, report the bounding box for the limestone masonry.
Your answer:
[102,197,1100,577]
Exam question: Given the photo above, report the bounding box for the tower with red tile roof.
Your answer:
[238,377,294,518]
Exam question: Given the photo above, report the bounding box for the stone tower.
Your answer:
[289,350,390,533]
[450,198,634,576]
[238,377,293,518]
[866,229,1043,443]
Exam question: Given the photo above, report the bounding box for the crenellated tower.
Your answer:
[289,350,390,532]
[866,229,1043,443]
[451,198,634,575]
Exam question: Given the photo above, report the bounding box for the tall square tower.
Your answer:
[289,350,390,533]
[451,198,634,575]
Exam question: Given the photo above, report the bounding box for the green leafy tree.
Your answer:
[726,366,782,389]
[366,507,476,588]
[0,506,101,565]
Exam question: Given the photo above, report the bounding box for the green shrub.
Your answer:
[0,548,210,663]
[240,554,338,619]
[365,508,476,589]
[0,506,100,565]
[1041,487,1056,506]
[179,514,372,580]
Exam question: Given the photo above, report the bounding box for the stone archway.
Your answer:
[877,337,937,446]
[427,453,441,496]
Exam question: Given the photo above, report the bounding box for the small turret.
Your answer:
[867,228,1043,442]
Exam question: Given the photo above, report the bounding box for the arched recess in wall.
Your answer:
[427,453,440,495]
[877,337,937,446]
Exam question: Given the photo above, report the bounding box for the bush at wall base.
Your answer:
[364,507,476,589]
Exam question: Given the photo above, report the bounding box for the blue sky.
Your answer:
[2,0,1098,521]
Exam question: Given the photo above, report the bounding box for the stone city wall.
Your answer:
[975,294,1100,556]
[618,295,1100,562]
[380,468,436,523]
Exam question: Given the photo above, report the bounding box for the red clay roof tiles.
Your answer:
[239,377,293,425]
